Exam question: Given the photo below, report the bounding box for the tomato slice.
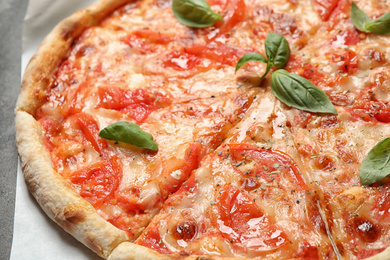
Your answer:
[158,142,204,196]
[349,100,390,123]
[313,0,339,21]
[74,112,107,155]
[184,45,245,66]
[330,50,359,75]
[96,87,167,123]
[217,185,289,252]
[136,226,172,254]
[207,0,246,42]
[228,144,307,190]
[331,29,361,46]
[69,156,122,208]
[286,56,325,86]
[132,29,172,44]
[163,50,203,71]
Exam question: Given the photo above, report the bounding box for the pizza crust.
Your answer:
[15,111,129,258]
[16,0,131,114]
[15,0,135,258]
[107,242,249,260]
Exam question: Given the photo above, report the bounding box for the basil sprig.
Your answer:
[236,33,337,114]
[99,121,158,151]
[351,2,390,35]
[271,70,338,114]
[235,33,290,79]
[172,0,224,28]
[359,138,390,186]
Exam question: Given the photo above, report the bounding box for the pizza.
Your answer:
[15,0,390,259]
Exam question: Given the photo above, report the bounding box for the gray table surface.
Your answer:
[0,0,29,259]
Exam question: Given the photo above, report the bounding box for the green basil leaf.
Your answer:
[360,138,390,185]
[271,70,337,114]
[365,13,390,35]
[350,2,370,33]
[99,121,158,151]
[172,0,224,28]
[264,33,290,69]
[235,52,268,73]
[260,62,273,80]
[351,1,390,35]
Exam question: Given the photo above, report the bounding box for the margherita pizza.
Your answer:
[15,0,390,259]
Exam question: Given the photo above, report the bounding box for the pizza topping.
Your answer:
[271,69,338,115]
[330,50,359,75]
[351,2,390,35]
[75,113,106,155]
[331,29,362,47]
[137,226,172,254]
[217,185,289,252]
[69,156,122,208]
[206,0,246,42]
[99,121,158,151]
[172,221,198,241]
[172,0,224,28]
[359,138,390,186]
[236,33,290,78]
[96,87,168,123]
[313,0,339,21]
[348,216,381,243]
[228,144,307,190]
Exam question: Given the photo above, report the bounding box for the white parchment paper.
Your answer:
[11,1,103,259]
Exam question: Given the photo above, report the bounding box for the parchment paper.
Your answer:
[11,1,103,259]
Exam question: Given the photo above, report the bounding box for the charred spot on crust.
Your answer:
[64,205,86,225]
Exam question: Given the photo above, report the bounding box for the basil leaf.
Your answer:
[99,121,158,151]
[260,62,273,80]
[360,138,390,186]
[351,1,390,35]
[365,13,390,35]
[235,52,268,73]
[172,0,224,28]
[271,70,337,114]
[350,2,370,32]
[264,33,290,69]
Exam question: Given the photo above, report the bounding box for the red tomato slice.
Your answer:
[136,226,172,254]
[330,50,359,75]
[208,0,246,42]
[286,55,325,86]
[159,142,204,196]
[63,82,91,116]
[96,87,167,123]
[184,45,245,66]
[313,0,339,21]
[74,112,106,154]
[69,156,122,208]
[228,144,307,190]
[132,29,172,44]
[163,50,203,71]
[331,29,362,46]
[121,29,172,54]
[217,185,289,252]
[349,100,390,123]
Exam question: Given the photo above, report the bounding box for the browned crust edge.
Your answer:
[107,242,249,260]
[15,111,129,258]
[15,0,134,259]
[15,0,131,114]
